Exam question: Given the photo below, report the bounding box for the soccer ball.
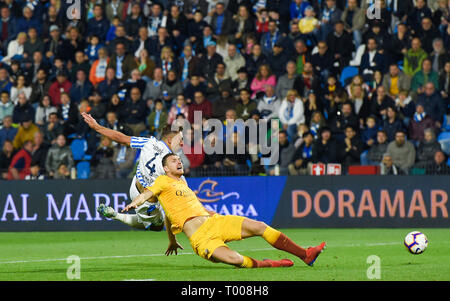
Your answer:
[404,231,428,254]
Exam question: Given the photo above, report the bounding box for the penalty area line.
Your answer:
[0,242,399,265]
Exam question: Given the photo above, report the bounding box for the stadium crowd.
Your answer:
[0,0,449,180]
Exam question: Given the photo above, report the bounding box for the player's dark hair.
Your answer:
[162,153,178,167]
[160,124,183,140]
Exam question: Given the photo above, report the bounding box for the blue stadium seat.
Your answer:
[76,161,90,179]
[442,114,450,131]
[71,138,88,161]
[340,66,359,87]
[438,132,450,155]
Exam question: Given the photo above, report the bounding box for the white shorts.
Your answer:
[129,176,165,229]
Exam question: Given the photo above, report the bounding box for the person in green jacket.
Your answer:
[147,99,168,138]
[411,58,440,94]
[403,37,428,77]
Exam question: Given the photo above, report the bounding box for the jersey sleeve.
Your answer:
[130,136,151,149]
[147,176,166,196]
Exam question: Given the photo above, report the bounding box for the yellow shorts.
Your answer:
[189,214,245,260]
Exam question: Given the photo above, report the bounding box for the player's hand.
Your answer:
[122,201,139,212]
[81,112,101,131]
[165,241,184,256]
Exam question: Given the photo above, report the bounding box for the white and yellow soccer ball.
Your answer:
[404,231,428,254]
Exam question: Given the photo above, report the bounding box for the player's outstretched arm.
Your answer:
[164,216,184,256]
[82,112,132,146]
[122,189,155,212]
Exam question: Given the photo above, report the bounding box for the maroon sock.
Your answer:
[250,258,273,268]
[272,233,307,260]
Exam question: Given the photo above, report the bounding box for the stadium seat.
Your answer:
[76,161,90,179]
[71,138,88,161]
[438,132,450,155]
[442,114,450,131]
[340,66,359,87]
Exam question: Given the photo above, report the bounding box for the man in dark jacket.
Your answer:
[326,21,354,73]
[312,127,340,164]
[416,82,446,128]
[122,87,147,136]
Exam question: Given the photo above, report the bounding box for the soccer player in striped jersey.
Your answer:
[81,112,184,231]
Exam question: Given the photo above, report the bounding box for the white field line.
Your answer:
[0,242,400,265]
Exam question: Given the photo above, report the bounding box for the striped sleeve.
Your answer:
[130,136,151,149]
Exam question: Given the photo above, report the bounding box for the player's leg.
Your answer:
[210,246,293,268]
[96,176,146,229]
[241,218,326,266]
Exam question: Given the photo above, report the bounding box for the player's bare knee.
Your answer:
[226,252,243,265]
[254,221,268,236]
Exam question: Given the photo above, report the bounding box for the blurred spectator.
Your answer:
[250,64,276,98]
[319,0,343,41]
[257,84,281,120]
[310,41,333,83]
[161,70,184,110]
[10,75,31,105]
[429,38,448,74]
[329,101,359,142]
[45,134,74,178]
[97,67,120,102]
[7,139,33,180]
[288,131,314,175]
[370,86,395,120]
[0,68,12,94]
[42,112,64,145]
[293,62,320,99]
[89,47,110,87]
[12,92,34,124]
[366,130,389,166]
[403,37,428,77]
[382,64,411,100]
[148,99,168,137]
[416,82,446,128]
[25,161,45,180]
[380,153,404,175]
[135,48,156,83]
[0,140,14,179]
[112,138,136,179]
[408,103,436,143]
[212,88,235,121]
[69,70,93,104]
[235,88,256,121]
[411,58,439,95]
[415,128,442,168]
[199,40,224,80]
[325,21,353,72]
[426,150,450,175]
[143,67,164,103]
[107,41,138,82]
[386,130,416,174]
[276,61,298,101]
[340,125,363,167]
[340,0,365,50]
[361,115,379,150]
[0,6,18,49]
[417,17,440,54]
[30,131,49,175]
[168,94,190,125]
[53,163,70,179]
[188,90,212,124]
[12,115,39,150]
[87,4,110,42]
[122,87,147,136]
[88,91,107,122]
[0,115,16,148]
[2,31,26,65]
[44,25,71,62]
[29,68,51,105]
[57,93,79,136]
[268,130,295,175]
[35,95,57,127]
[91,136,115,179]
[48,70,72,107]
[0,92,13,122]
[183,128,205,177]
[279,89,305,141]
[312,126,339,164]
[382,106,404,142]
[268,42,290,78]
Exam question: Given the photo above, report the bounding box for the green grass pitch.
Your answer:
[0,228,449,281]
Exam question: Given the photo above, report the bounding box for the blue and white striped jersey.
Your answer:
[130,136,172,188]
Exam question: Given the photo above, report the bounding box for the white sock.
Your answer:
[113,213,146,230]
